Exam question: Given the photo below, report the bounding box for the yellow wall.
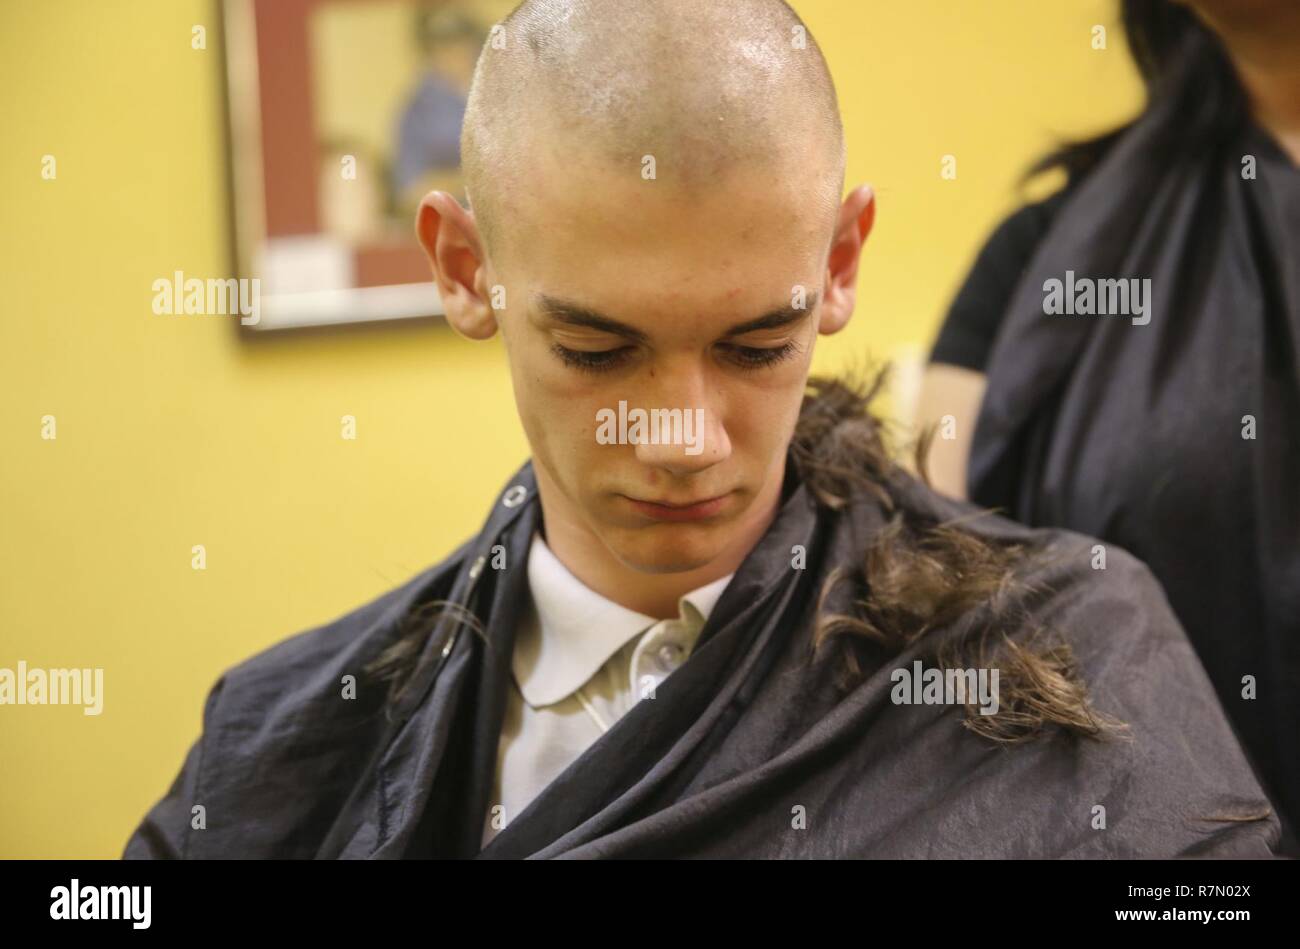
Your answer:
[0,0,1140,858]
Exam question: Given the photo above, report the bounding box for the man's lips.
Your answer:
[623,493,730,522]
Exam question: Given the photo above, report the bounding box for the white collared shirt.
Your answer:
[481,530,733,849]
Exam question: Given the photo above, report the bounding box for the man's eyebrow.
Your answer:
[534,295,650,343]
[533,292,819,341]
[721,296,819,337]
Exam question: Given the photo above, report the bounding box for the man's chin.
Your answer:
[600,523,727,576]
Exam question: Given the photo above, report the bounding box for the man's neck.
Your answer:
[532,460,787,620]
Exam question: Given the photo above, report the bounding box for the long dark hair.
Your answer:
[1031,0,1248,183]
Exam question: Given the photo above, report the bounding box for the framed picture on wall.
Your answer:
[222,0,507,331]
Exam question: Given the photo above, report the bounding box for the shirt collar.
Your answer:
[513,530,734,708]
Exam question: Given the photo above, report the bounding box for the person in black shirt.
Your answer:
[919,0,1300,855]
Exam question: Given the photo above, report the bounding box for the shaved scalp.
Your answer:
[460,0,846,264]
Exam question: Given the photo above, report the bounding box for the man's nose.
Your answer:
[630,369,731,475]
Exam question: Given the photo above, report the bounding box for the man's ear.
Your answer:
[415,191,498,340]
[818,184,875,336]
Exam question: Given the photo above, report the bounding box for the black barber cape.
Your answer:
[125,406,1280,858]
[967,92,1300,846]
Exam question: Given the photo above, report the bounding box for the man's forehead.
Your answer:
[497,168,834,279]
[485,132,839,305]
[506,123,833,224]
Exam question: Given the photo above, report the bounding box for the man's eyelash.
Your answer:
[550,342,798,373]
[551,344,634,372]
[720,341,799,369]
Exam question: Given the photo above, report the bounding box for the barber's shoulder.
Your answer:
[959,182,1079,304]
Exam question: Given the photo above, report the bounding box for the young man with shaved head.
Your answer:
[125,0,1280,859]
